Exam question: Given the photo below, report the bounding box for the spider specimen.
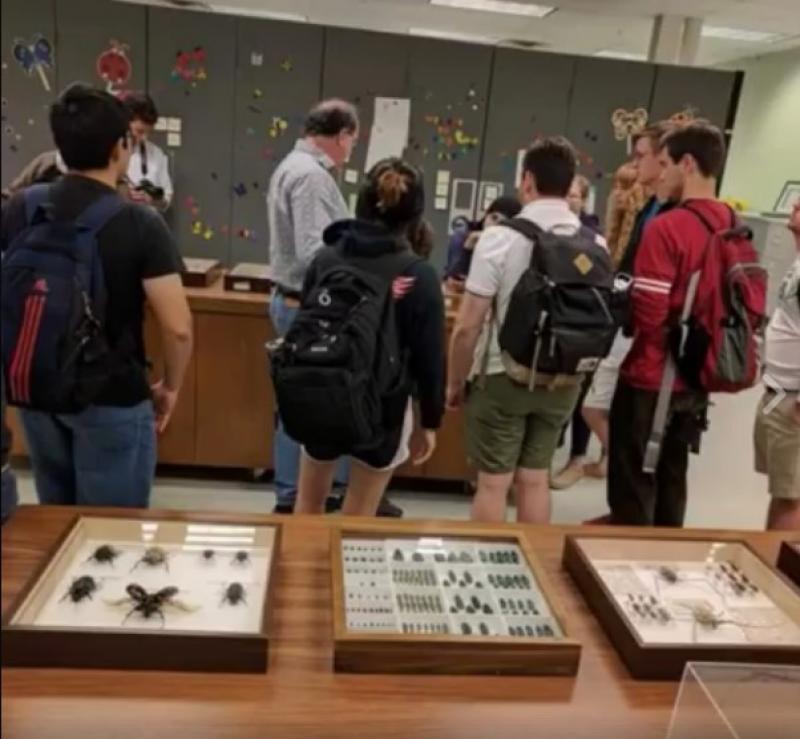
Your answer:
[109,583,195,626]
[658,565,679,584]
[232,550,250,566]
[221,582,247,606]
[86,544,121,566]
[60,575,98,603]
[131,546,169,573]
[201,549,216,561]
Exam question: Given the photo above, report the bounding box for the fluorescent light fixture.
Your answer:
[211,5,308,22]
[594,49,647,61]
[431,0,555,18]
[701,25,782,42]
[409,27,498,45]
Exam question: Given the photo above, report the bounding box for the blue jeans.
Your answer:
[270,292,348,506]
[20,401,157,507]
[1,464,18,523]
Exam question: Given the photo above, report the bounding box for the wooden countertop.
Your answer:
[1,506,787,739]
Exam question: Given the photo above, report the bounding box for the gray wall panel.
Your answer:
[54,0,146,95]
[1,0,56,188]
[649,65,736,129]
[405,37,493,270]
[146,7,236,262]
[229,19,324,266]
[565,58,656,226]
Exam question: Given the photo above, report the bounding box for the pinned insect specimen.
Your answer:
[108,583,196,626]
[131,546,169,573]
[658,566,679,584]
[221,582,247,606]
[86,544,121,566]
[232,550,250,566]
[60,575,99,603]
[201,549,216,561]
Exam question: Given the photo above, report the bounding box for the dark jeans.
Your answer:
[1,464,18,523]
[607,380,707,527]
[20,401,157,507]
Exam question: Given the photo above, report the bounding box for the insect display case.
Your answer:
[181,257,223,288]
[777,541,800,588]
[331,524,581,676]
[563,536,800,679]
[1,514,280,672]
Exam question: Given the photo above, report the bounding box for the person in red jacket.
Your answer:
[608,122,730,527]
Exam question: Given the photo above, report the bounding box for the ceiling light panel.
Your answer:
[430,0,555,19]
[701,26,783,42]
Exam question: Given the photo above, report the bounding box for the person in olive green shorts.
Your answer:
[446,137,607,524]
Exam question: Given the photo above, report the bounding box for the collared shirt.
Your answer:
[465,198,607,377]
[267,139,348,292]
[127,139,173,208]
[764,256,800,392]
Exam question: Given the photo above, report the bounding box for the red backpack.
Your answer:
[671,204,767,393]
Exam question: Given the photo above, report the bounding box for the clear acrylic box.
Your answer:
[667,662,800,739]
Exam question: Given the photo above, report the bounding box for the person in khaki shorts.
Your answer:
[447,137,606,524]
[754,200,800,530]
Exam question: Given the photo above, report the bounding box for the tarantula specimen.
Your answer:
[221,582,247,606]
[131,546,170,573]
[232,550,251,566]
[86,544,121,567]
[60,575,99,603]
[108,583,196,626]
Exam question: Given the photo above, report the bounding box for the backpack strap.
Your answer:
[23,183,53,225]
[503,217,544,243]
[72,193,126,300]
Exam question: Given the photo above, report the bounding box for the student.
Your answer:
[446,137,607,524]
[123,92,173,210]
[582,122,676,479]
[755,199,800,530]
[293,159,444,516]
[0,84,191,507]
[1,375,17,524]
[608,122,730,527]
[605,162,644,267]
[443,196,521,286]
[2,149,67,201]
[267,98,361,515]
[552,174,602,490]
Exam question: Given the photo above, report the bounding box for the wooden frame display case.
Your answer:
[182,257,223,288]
[223,263,274,294]
[777,542,800,588]
[563,536,800,680]
[1,514,281,673]
[331,524,581,676]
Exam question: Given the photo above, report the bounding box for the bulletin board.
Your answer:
[146,6,237,263]
[229,18,324,266]
[564,57,656,226]
[480,48,576,209]
[54,0,146,98]
[1,0,56,187]
[405,36,493,271]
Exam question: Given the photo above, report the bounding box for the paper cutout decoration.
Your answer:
[251,52,263,67]
[96,40,132,96]
[233,183,247,197]
[268,116,288,138]
[172,47,207,86]
[669,106,698,127]
[611,107,649,154]
[424,114,479,162]
[280,58,293,72]
[12,35,54,92]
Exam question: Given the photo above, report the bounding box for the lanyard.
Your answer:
[140,142,148,177]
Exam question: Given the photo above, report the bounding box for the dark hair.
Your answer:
[123,91,158,125]
[485,195,521,222]
[522,137,577,197]
[356,158,425,231]
[50,84,130,171]
[660,121,727,178]
[632,121,673,150]
[304,99,359,137]
[407,219,435,260]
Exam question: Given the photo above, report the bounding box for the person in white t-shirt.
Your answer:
[123,92,173,211]
[446,137,606,523]
[754,199,800,530]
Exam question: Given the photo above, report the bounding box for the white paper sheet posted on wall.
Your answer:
[435,197,448,211]
[364,97,411,173]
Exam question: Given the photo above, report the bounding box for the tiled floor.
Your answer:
[13,385,772,531]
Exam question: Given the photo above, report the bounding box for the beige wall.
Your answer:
[720,47,800,212]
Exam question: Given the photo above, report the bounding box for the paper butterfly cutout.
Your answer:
[611,107,649,153]
[669,107,698,127]
[172,47,207,84]
[12,35,54,92]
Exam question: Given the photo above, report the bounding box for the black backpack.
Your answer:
[495,218,619,386]
[268,246,419,450]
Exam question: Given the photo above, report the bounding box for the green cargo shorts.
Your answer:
[466,374,582,473]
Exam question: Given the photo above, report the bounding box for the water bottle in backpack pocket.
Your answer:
[1,185,124,413]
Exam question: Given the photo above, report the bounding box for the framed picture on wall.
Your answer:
[773,180,800,215]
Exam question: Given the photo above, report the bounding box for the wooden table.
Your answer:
[2,506,789,739]
[8,275,468,481]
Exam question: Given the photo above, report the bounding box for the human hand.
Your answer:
[446,382,466,411]
[410,428,436,466]
[151,380,179,433]
[129,188,153,205]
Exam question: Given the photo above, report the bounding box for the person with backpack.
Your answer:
[0,84,191,507]
[270,158,444,517]
[446,137,614,524]
[754,199,800,530]
[608,121,766,527]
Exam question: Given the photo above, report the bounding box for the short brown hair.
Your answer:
[660,121,727,178]
[522,136,577,197]
[573,174,590,200]
[632,121,672,150]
